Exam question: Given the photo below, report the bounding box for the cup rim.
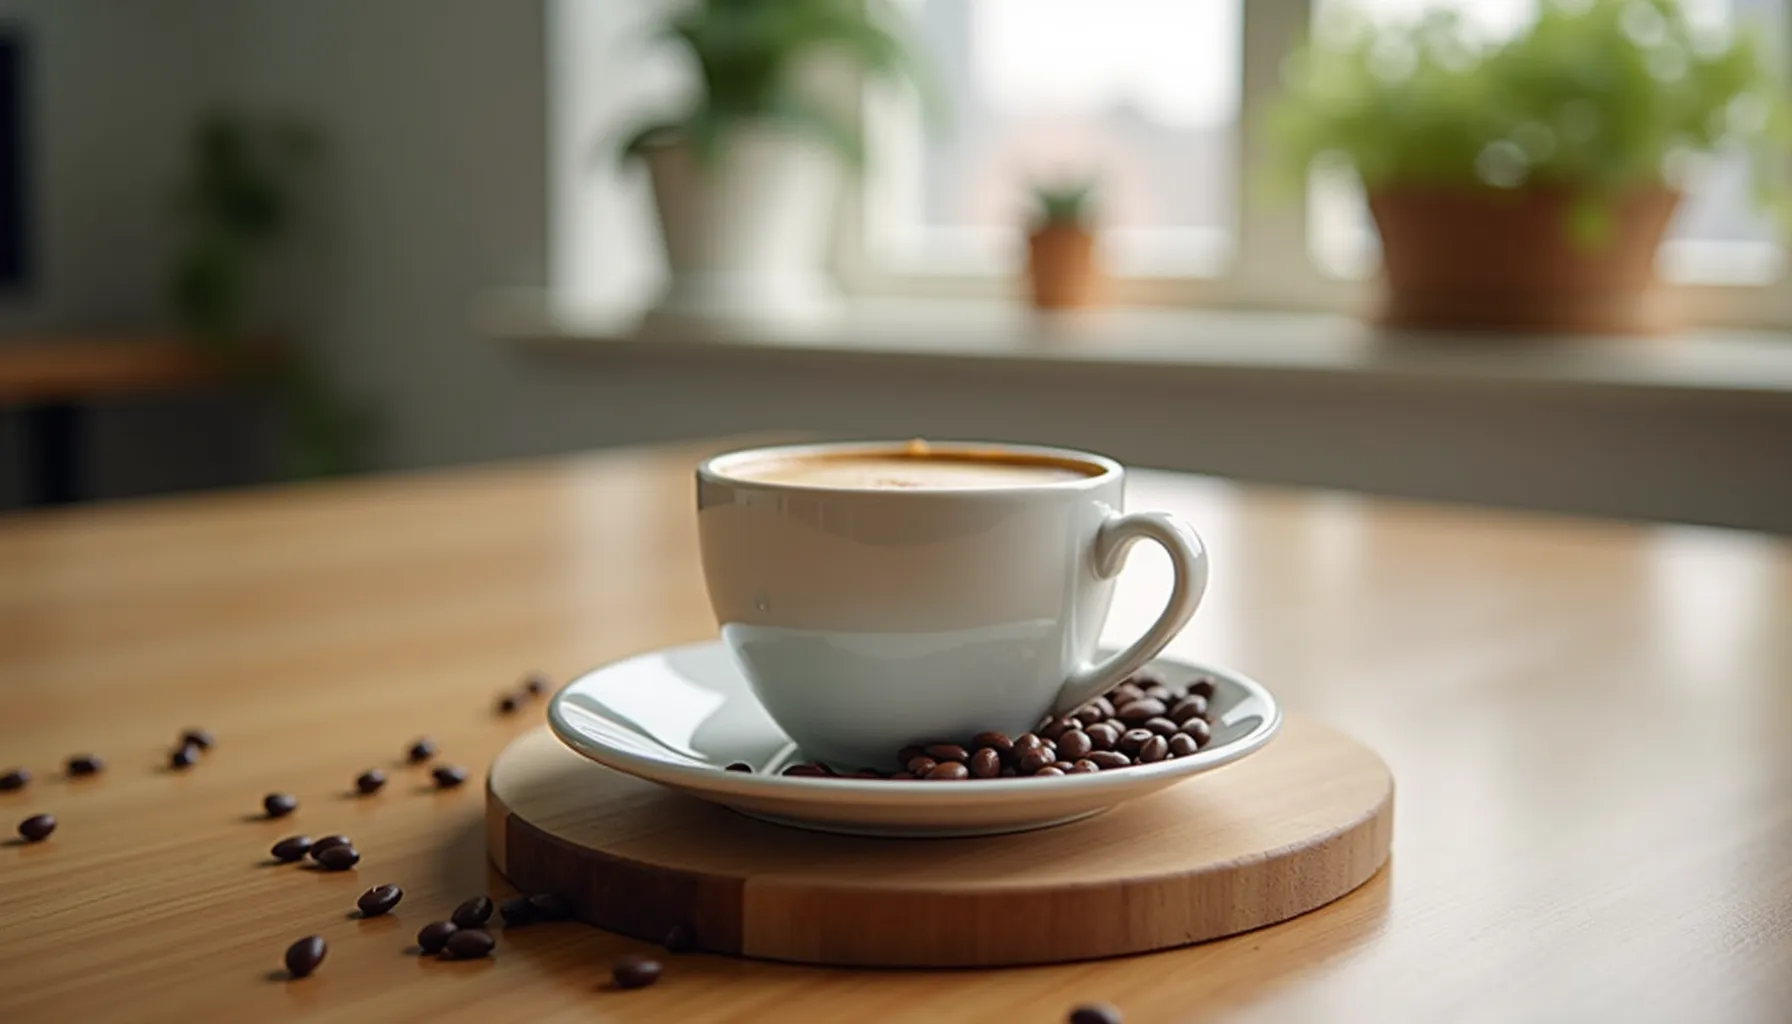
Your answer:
[698,440,1123,495]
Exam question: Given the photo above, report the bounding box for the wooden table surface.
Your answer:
[1,439,1788,1023]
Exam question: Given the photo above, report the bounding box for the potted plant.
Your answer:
[1269,0,1789,333]
[618,0,924,330]
[1026,179,1103,311]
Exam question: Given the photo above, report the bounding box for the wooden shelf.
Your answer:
[0,336,229,405]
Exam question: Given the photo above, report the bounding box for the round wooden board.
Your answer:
[485,716,1393,967]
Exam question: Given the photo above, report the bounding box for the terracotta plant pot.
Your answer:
[1026,224,1101,310]
[1367,185,1681,334]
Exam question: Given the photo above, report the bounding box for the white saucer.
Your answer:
[546,640,1282,837]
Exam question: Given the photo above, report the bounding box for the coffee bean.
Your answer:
[1169,695,1207,723]
[999,766,1018,777]
[357,884,403,917]
[1040,717,1074,741]
[263,793,298,818]
[528,893,574,921]
[1116,699,1167,725]
[451,895,493,929]
[443,928,494,960]
[1090,696,1116,720]
[1168,733,1199,757]
[1188,676,1218,699]
[1179,719,1212,746]
[169,744,200,770]
[970,748,1002,778]
[924,744,969,763]
[406,737,436,763]
[896,745,926,768]
[65,754,104,777]
[283,936,326,979]
[1017,745,1056,774]
[971,732,1013,754]
[270,835,314,862]
[1014,732,1043,751]
[1138,735,1170,763]
[1143,685,1174,705]
[1089,751,1131,770]
[181,728,216,751]
[925,761,970,781]
[1069,1003,1124,1024]
[355,769,386,795]
[1143,717,1178,737]
[724,762,752,773]
[496,693,521,715]
[1034,766,1066,777]
[417,920,458,953]
[1058,729,1093,760]
[309,834,351,860]
[662,923,698,953]
[1068,759,1100,774]
[521,671,551,697]
[17,813,55,842]
[1118,728,1154,755]
[1085,722,1120,750]
[432,765,468,789]
[890,771,916,780]
[316,844,360,871]
[611,953,663,990]
[0,767,29,791]
[904,756,938,777]
[1128,670,1166,688]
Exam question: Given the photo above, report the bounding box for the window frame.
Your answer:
[835,0,1792,330]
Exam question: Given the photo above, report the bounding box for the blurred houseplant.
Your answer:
[617,0,925,329]
[170,110,372,477]
[1026,179,1103,310]
[1270,0,1790,333]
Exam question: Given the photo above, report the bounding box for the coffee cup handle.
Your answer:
[1053,511,1209,715]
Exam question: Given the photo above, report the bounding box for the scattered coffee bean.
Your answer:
[1017,745,1055,775]
[1138,735,1170,763]
[270,835,314,862]
[970,732,1013,754]
[1169,695,1207,723]
[1128,670,1166,689]
[662,923,698,953]
[1116,699,1167,725]
[1111,683,1145,706]
[263,793,298,818]
[406,737,437,763]
[315,844,360,871]
[17,813,55,842]
[417,920,458,953]
[611,953,663,990]
[904,756,938,777]
[724,762,752,773]
[1179,719,1212,746]
[1117,728,1154,755]
[451,895,493,929]
[924,761,969,781]
[1052,761,1074,772]
[496,692,521,715]
[923,744,968,764]
[357,884,403,917]
[1168,733,1200,757]
[1089,751,1132,770]
[0,767,28,791]
[181,728,216,751]
[443,928,494,960]
[1143,685,1174,705]
[1069,1003,1124,1024]
[783,764,828,778]
[309,834,351,860]
[1040,717,1075,741]
[355,769,386,795]
[1188,676,1217,699]
[1090,696,1116,719]
[432,765,468,789]
[66,754,104,777]
[169,744,200,770]
[1143,717,1178,737]
[498,896,535,927]
[970,748,1002,778]
[520,671,551,697]
[1068,759,1101,774]
[1085,722,1120,750]
[284,936,327,979]
[1034,766,1066,777]
[527,893,573,921]
[1058,729,1093,760]
[897,745,926,767]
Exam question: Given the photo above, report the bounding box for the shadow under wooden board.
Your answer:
[485,718,1393,967]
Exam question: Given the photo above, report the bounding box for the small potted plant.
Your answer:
[1026,179,1103,311]
[617,0,925,329]
[1269,0,1789,333]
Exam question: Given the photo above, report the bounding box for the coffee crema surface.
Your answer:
[727,451,1098,490]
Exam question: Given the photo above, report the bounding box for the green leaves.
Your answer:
[1269,0,1790,225]
[1031,179,1099,228]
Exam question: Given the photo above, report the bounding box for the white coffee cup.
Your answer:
[696,441,1208,769]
